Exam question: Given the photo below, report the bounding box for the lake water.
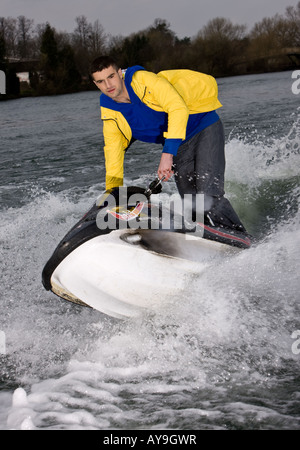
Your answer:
[0,70,299,430]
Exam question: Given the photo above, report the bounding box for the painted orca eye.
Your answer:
[126,234,142,243]
[120,232,142,244]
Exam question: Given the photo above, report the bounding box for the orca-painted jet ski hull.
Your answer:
[42,185,250,319]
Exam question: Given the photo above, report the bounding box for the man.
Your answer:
[91,55,248,236]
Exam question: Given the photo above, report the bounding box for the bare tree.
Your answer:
[0,17,18,58]
[72,15,107,75]
[73,15,92,48]
[285,1,300,46]
[193,17,247,75]
[200,17,246,41]
[17,15,34,58]
[89,20,107,58]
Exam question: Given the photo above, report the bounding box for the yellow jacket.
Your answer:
[100,68,222,190]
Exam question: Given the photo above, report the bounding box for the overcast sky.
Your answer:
[1,0,298,39]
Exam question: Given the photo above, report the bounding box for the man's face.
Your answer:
[92,66,125,101]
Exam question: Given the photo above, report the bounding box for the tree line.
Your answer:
[0,2,300,98]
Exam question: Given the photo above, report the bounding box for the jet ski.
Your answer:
[42,179,251,319]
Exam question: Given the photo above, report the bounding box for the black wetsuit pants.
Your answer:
[173,119,246,232]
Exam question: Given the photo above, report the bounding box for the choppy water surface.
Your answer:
[0,71,299,430]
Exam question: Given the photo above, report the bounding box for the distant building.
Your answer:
[16,71,30,84]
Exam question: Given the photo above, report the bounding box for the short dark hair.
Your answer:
[90,56,120,75]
